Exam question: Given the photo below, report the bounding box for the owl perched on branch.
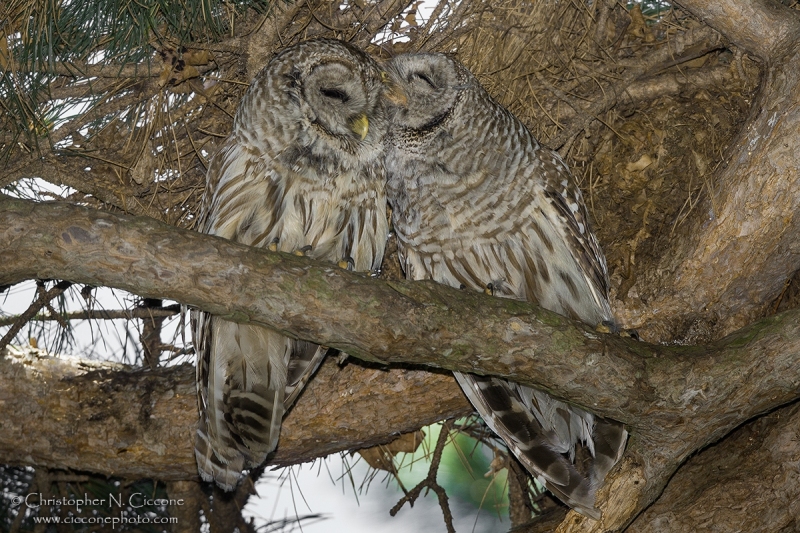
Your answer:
[383,53,627,518]
[193,39,402,490]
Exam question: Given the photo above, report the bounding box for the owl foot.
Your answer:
[268,238,279,252]
[595,321,640,340]
[619,328,640,340]
[594,320,617,334]
[293,245,313,257]
[337,256,355,270]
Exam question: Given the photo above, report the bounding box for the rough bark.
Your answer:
[676,0,800,60]
[627,400,800,533]
[2,194,800,530]
[618,1,800,342]
[0,345,470,478]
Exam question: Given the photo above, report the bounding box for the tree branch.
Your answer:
[3,195,800,528]
[626,399,800,533]
[675,0,800,60]
[1,194,798,420]
[0,305,181,327]
[0,345,470,479]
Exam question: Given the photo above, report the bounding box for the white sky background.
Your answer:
[247,456,506,533]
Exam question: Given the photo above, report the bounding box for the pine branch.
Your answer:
[0,305,181,327]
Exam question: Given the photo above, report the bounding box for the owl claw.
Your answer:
[484,283,495,296]
[595,320,618,334]
[337,256,355,270]
[293,245,313,257]
[268,238,279,252]
[620,328,640,340]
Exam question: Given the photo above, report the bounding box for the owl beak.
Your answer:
[381,71,408,106]
[349,113,369,140]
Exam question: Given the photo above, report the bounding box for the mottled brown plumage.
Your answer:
[384,53,627,518]
[193,39,392,490]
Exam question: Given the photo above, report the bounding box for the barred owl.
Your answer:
[193,39,399,490]
[384,53,627,518]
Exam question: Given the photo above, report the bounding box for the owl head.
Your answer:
[382,52,473,132]
[235,39,404,159]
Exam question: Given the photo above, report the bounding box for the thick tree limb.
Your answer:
[2,195,799,422]
[0,345,470,478]
[616,9,800,342]
[627,400,800,533]
[675,0,800,61]
[2,194,800,529]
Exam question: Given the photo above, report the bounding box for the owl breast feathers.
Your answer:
[383,52,627,518]
[193,38,397,490]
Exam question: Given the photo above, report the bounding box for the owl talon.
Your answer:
[595,320,618,334]
[268,238,279,252]
[337,256,355,270]
[294,245,313,257]
[484,283,494,296]
[620,328,640,340]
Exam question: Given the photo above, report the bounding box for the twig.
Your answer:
[0,305,181,327]
[140,298,166,370]
[390,419,456,533]
[0,280,72,353]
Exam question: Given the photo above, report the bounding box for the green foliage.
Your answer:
[438,430,508,518]
[5,0,271,67]
[394,421,509,518]
[0,0,271,160]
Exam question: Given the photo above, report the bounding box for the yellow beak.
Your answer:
[349,113,369,140]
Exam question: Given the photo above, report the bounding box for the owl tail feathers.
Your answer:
[284,342,328,410]
[590,418,628,485]
[195,385,285,491]
[228,384,286,456]
[453,372,603,519]
[194,418,247,492]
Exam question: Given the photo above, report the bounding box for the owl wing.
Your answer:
[532,163,627,492]
[194,137,295,490]
[420,146,612,323]
[398,155,624,516]
[535,148,611,318]
[454,373,600,518]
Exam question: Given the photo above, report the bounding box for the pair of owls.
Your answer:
[193,38,626,519]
